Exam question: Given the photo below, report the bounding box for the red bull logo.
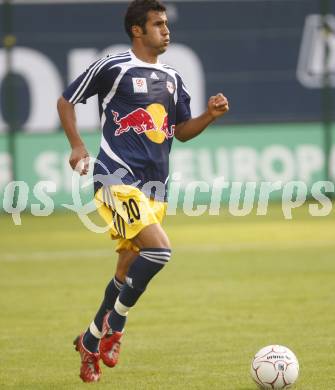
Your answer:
[112,103,174,144]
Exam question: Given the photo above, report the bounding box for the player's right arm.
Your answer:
[58,54,126,174]
[57,96,89,175]
[57,57,108,175]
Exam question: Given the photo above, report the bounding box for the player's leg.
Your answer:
[74,185,146,381]
[100,223,171,367]
[95,185,169,367]
[74,249,136,382]
[82,249,137,353]
[108,223,171,330]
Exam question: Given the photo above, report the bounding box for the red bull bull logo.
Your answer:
[112,103,174,144]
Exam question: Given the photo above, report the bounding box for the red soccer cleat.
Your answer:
[100,312,123,367]
[73,333,102,382]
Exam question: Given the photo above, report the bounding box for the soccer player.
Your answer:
[57,0,229,383]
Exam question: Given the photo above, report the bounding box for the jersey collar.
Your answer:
[128,49,162,68]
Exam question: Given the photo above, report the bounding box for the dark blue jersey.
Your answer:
[63,49,191,200]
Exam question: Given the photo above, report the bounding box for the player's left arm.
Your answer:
[174,93,229,142]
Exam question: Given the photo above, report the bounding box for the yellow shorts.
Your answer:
[94,185,167,253]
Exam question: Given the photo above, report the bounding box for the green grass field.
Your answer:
[1,204,335,389]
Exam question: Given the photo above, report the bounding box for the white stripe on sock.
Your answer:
[141,252,171,259]
[114,297,130,317]
[141,250,171,256]
[140,252,171,261]
[141,254,170,262]
[140,254,168,265]
[113,278,123,290]
[89,321,102,339]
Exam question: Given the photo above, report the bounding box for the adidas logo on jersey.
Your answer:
[150,72,159,80]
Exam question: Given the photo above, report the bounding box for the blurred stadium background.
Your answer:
[1,1,335,389]
[1,0,335,207]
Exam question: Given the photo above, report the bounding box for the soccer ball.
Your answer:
[250,345,299,389]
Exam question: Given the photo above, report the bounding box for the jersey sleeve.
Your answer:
[175,76,191,125]
[62,56,112,105]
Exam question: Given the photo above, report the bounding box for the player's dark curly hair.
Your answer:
[125,0,166,39]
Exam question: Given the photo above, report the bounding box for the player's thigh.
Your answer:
[131,223,170,250]
[95,185,169,250]
[95,185,159,241]
[115,249,138,282]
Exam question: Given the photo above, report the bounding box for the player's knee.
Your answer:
[132,224,171,250]
[154,234,171,250]
[155,241,171,250]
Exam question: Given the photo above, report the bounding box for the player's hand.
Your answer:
[69,145,90,175]
[207,93,229,119]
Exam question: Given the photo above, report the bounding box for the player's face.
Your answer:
[141,11,170,54]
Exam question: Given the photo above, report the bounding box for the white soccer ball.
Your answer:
[250,345,299,389]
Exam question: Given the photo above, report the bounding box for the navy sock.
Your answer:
[83,332,100,353]
[108,249,171,332]
[94,277,123,330]
[83,276,123,353]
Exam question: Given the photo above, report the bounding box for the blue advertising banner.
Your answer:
[1,0,334,134]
